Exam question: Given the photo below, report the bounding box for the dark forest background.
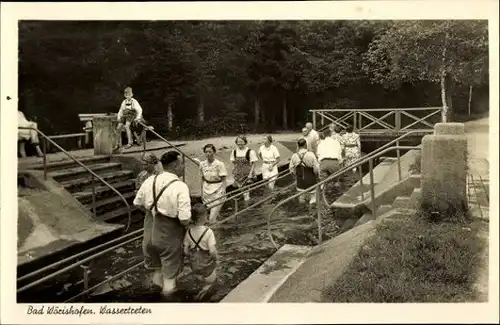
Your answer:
[18,20,489,139]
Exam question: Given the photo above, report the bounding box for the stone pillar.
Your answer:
[420,123,468,217]
[93,115,121,155]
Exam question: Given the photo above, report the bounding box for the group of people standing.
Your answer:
[132,134,282,300]
[290,121,361,206]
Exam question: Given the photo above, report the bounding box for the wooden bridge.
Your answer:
[311,107,442,141]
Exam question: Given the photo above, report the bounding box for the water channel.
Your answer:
[17,169,360,303]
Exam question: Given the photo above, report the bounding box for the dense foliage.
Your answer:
[19,20,489,137]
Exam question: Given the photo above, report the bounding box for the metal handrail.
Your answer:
[203,168,291,208]
[17,228,143,283]
[320,130,429,206]
[61,178,298,302]
[17,127,132,232]
[18,166,298,299]
[267,145,422,250]
[138,120,294,207]
[137,121,199,182]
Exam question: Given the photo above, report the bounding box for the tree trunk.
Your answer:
[468,85,473,115]
[440,30,450,123]
[167,102,173,130]
[254,96,260,127]
[282,92,288,130]
[197,97,205,124]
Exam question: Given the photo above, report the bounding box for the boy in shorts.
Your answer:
[183,203,218,300]
[117,87,144,149]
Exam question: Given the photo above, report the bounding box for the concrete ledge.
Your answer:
[221,244,311,303]
[268,221,376,302]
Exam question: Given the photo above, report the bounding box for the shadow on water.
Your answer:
[17,172,360,303]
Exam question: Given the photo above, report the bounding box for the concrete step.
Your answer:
[84,191,136,216]
[97,205,139,223]
[61,170,135,193]
[32,156,112,172]
[73,179,136,205]
[48,162,123,182]
[391,196,411,209]
[408,188,421,210]
[355,204,392,227]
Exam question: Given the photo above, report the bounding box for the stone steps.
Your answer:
[40,156,139,225]
[48,162,123,182]
[73,179,136,205]
[61,170,135,193]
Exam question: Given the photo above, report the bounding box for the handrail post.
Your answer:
[358,165,365,201]
[396,140,402,181]
[81,265,90,300]
[369,159,377,219]
[395,110,401,131]
[316,186,322,245]
[353,111,357,132]
[91,174,97,218]
[42,137,47,180]
[312,111,316,130]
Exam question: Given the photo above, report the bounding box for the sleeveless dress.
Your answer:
[232,149,252,187]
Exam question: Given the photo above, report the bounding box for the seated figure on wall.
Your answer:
[18,110,43,158]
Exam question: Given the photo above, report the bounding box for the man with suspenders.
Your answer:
[289,138,320,205]
[133,151,192,297]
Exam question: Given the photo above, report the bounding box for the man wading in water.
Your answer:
[133,151,192,297]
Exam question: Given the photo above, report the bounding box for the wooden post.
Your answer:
[395,110,401,131]
[312,111,317,130]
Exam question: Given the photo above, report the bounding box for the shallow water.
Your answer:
[17,173,359,303]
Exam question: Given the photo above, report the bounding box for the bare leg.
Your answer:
[124,122,133,147]
[196,270,217,300]
[18,141,26,158]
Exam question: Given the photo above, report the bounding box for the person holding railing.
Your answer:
[135,153,161,192]
[18,110,43,158]
[341,124,361,173]
[258,135,281,192]
[289,138,320,206]
[230,135,258,203]
[117,87,144,149]
[133,151,192,297]
[199,144,228,223]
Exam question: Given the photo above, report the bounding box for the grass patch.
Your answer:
[323,212,487,302]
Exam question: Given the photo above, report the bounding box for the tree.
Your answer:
[362,20,488,122]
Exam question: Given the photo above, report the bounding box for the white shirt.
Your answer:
[317,136,343,163]
[305,129,320,153]
[133,171,191,221]
[258,144,280,163]
[200,159,228,195]
[117,98,143,121]
[229,147,259,163]
[183,226,216,252]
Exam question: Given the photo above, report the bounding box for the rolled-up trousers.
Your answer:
[142,211,185,280]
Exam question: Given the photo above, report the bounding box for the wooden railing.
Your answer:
[311,107,442,134]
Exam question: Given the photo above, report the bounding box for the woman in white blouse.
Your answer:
[258,135,281,191]
[199,144,228,223]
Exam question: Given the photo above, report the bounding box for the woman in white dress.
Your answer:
[341,124,361,173]
[258,135,281,191]
[199,144,228,223]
